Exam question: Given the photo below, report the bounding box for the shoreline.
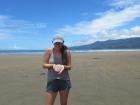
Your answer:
[0,49,140,55]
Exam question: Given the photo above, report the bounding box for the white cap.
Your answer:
[52,34,64,44]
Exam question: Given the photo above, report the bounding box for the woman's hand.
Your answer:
[53,64,64,74]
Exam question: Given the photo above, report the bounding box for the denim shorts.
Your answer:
[46,79,71,92]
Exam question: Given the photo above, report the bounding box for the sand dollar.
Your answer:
[53,64,64,72]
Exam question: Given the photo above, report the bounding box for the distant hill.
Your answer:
[70,37,140,50]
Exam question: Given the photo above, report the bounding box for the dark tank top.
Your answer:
[47,49,70,82]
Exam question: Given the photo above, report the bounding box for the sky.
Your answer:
[0,0,140,50]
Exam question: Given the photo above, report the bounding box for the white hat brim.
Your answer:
[53,39,63,44]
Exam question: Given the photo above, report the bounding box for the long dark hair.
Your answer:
[61,44,68,65]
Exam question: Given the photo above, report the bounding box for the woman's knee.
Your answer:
[60,103,67,105]
[45,92,57,105]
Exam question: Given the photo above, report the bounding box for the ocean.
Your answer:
[0,50,45,55]
[0,49,140,55]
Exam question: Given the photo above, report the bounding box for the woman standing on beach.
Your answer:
[42,35,72,105]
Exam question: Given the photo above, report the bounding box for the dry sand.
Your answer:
[0,51,140,105]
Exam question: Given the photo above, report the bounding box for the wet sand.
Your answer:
[0,51,140,105]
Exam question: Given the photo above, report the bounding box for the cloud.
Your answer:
[59,3,140,35]
[57,0,140,44]
[0,15,9,20]
[72,37,96,46]
[110,0,139,9]
[0,15,47,30]
[0,33,12,40]
[12,44,19,49]
[7,44,24,50]
[69,26,140,46]
[0,15,47,40]
[131,26,140,35]
[97,26,140,41]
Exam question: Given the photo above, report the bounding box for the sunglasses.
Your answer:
[54,42,62,45]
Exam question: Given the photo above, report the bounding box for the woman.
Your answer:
[42,35,72,105]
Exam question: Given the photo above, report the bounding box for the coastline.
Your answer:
[0,49,140,55]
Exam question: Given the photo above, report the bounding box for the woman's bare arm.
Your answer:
[64,50,71,70]
[42,48,54,69]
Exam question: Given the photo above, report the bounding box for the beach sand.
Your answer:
[0,52,140,105]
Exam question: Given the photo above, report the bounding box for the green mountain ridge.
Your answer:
[70,37,140,50]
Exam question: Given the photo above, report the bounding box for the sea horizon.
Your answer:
[0,49,140,55]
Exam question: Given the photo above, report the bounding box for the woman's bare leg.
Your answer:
[45,92,58,105]
[59,90,69,105]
